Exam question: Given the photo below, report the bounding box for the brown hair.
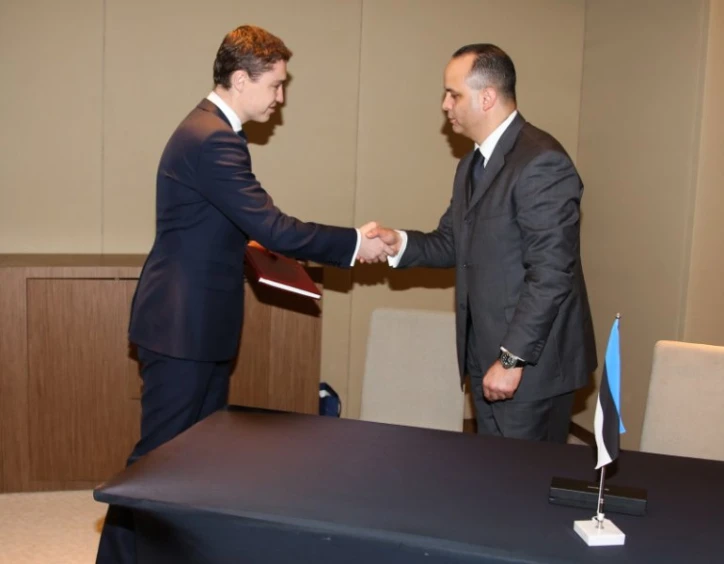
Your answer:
[213,25,292,88]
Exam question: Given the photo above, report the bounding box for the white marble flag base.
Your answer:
[574,517,626,546]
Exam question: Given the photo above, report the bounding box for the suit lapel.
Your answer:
[455,152,474,204]
[465,112,526,217]
[197,98,234,131]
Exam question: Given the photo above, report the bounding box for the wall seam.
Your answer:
[345,0,366,419]
[573,0,589,166]
[100,0,107,253]
[676,0,711,340]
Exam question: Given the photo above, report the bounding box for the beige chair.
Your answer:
[360,308,464,431]
[640,340,724,461]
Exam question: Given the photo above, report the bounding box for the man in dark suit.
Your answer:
[369,44,597,443]
[96,25,392,564]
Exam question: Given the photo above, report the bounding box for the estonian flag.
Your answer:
[594,317,626,469]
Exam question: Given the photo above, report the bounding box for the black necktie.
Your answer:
[468,150,485,202]
[237,129,247,142]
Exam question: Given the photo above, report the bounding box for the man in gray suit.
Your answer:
[369,44,597,442]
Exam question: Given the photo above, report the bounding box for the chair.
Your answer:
[360,308,464,431]
[640,340,724,461]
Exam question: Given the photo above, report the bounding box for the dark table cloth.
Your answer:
[94,407,724,563]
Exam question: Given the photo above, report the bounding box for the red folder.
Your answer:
[244,243,321,300]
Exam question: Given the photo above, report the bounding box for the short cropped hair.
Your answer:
[213,25,292,88]
[452,43,516,102]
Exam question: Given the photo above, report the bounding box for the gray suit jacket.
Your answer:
[400,113,597,401]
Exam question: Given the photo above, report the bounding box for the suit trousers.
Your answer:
[465,318,574,443]
[96,346,232,564]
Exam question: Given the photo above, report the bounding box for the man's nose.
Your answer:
[441,94,450,111]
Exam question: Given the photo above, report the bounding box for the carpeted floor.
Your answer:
[0,490,105,563]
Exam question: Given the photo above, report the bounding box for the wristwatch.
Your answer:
[499,348,525,369]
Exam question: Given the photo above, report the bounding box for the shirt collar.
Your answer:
[206,91,242,133]
[475,109,518,164]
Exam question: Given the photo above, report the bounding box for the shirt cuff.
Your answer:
[350,228,362,266]
[387,230,408,268]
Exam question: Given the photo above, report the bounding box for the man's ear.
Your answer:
[481,86,497,111]
[231,70,249,92]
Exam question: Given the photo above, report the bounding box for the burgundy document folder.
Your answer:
[245,243,321,299]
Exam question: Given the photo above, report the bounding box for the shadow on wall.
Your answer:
[573,208,596,422]
[244,107,284,145]
[441,118,472,160]
[324,263,455,293]
[573,377,596,425]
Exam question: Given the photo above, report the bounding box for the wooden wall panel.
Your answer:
[229,278,322,415]
[0,269,31,492]
[0,256,323,492]
[268,290,322,415]
[229,282,273,409]
[26,279,140,483]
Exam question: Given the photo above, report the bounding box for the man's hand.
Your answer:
[359,225,402,264]
[482,361,523,401]
[357,222,396,263]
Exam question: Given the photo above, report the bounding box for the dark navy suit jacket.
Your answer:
[129,99,356,361]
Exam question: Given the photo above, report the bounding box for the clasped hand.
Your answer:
[356,222,402,263]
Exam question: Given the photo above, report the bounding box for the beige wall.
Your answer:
[684,0,724,346]
[576,0,711,449]
[1,0,104,252]
[2,1,722,448]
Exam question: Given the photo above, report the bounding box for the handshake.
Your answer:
[356,222,402,264]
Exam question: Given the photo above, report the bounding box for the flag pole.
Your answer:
[595,464,606,528]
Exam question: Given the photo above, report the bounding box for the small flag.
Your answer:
[594,316,626,469]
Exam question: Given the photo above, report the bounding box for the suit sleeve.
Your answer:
[196,130,356,267]
[398,199,456,269]
[502,150,581,363]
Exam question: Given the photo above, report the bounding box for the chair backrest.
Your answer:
[360,308,464,431]
[640,340,724,461]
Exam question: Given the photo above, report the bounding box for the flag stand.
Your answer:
[574,465,626,545]
[573,314,626,546]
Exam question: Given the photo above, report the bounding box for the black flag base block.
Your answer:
[548,476,648,516]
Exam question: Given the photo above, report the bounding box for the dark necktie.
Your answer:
[237,129,247,142]
[467,149,485,202]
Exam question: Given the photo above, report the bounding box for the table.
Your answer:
[94,407,724,563]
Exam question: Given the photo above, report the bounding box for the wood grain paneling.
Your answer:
[27,279,140,483]
[229,279,322,415]
[1,256,324,492]
[229,282,273,409]
[268,288,322,414]
[0,268,31,492]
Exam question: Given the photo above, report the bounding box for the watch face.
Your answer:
[500,352,515,369]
